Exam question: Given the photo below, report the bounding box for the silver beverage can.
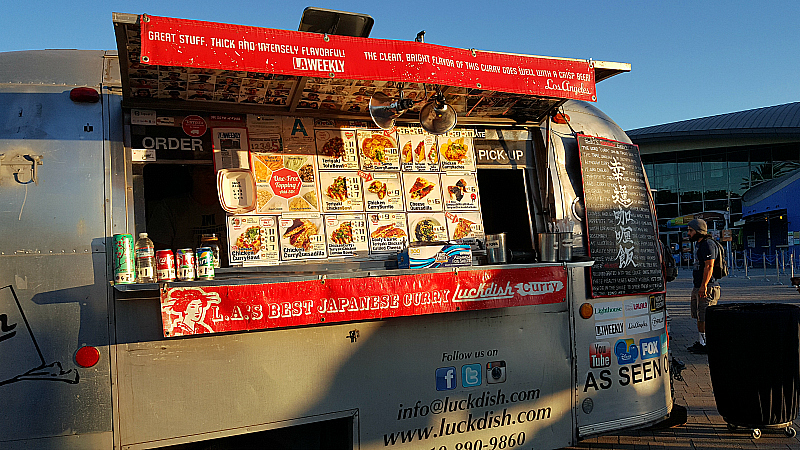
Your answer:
[176,248,196,281]
[196,247,215,279]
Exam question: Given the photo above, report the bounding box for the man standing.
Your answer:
[686,218,721,354]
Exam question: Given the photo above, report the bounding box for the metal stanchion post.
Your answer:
[745,249,749,279]
[764,252,769,281]
[781,249,786,275]
[791,253,795,280]
[776,251,783,285]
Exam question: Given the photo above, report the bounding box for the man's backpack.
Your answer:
[711,239,728,279]
[661,241,677,282]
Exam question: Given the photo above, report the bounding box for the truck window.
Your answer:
[477,168,534,255]
[142,164,227,255]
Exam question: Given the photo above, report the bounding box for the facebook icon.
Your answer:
[435,367,457,391]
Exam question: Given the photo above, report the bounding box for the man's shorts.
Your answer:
[691,286,721,321]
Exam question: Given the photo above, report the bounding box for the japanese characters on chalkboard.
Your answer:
[578,134,664,297]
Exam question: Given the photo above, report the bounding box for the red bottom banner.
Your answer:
[160,266,567,337]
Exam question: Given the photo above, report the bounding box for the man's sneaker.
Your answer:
[687,341,707,354]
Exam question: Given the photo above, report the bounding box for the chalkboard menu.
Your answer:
[578,134,664,297]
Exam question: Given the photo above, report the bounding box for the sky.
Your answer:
[3,0,799,131]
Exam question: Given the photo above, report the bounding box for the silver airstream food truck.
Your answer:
[0,10,671,449]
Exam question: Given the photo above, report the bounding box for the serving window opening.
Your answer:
[476,168,535,262]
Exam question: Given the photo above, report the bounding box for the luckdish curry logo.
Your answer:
[614,338,638,365]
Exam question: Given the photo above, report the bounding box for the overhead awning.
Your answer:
[113,13,630,125]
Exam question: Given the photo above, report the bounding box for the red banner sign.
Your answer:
[160,266,566,337]
[139,15,596,101]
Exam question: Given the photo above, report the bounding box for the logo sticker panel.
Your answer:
[625,316,650,335]
[650,311,665,331]
[589,341,612,368]
[640,336,661,360]
[614,338,638,365]
[435,367,457,391]
[595,320,625,340]
[461,363,482,387]
[593,301,623,320]
[624,298,650,317]
[486,361,506,384]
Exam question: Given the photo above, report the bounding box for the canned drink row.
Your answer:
[161,248,215,282]
[114,234,217,284]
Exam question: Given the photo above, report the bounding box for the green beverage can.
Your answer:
[196,247,215,279]
[113,234,135,284]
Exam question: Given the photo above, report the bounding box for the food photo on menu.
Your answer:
[250,153,319,213]
[367,213,408,254]
[438,133,476,171]
[320,172,363,212]
[445,212,485,246]
[363,172,403,211]
[402,172,443,212]
[441,173,480,211]
[408,213,448,245]
[315,128,359,170]
[278,214,327,260]
[226,215,279,265]
[325,214,369,258]
[398,130,438,171]
[357,129,399,171]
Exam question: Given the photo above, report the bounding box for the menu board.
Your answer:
[220,117,488,266]
[439,129,476,172]
[325,214,369,258]
[363,172,404,211]
[408,212,448,245]
[578,134,664,297]
[357,129,400,171]
[319,172,364,212]
[250,153,319,213]
[402,173,443,212]
[278,213,327,261]
[227,215,279,265]
[315,129,359,170]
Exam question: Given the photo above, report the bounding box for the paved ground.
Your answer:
[562,267,800,450]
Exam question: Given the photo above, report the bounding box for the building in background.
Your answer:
[626,102,800,259]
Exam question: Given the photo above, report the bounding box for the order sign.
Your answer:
[159,266,566,337]
[139,15,596,101]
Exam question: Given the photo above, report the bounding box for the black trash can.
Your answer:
[706,303,800,438]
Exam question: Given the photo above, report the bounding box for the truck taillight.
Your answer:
[75,346,100,368]
[70,87,100,103]
[579,302,593,319]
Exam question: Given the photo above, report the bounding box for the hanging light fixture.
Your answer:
[419,91,457,135]
[368,90,417,130]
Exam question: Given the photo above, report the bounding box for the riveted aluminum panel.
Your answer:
[0,51,114,447]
